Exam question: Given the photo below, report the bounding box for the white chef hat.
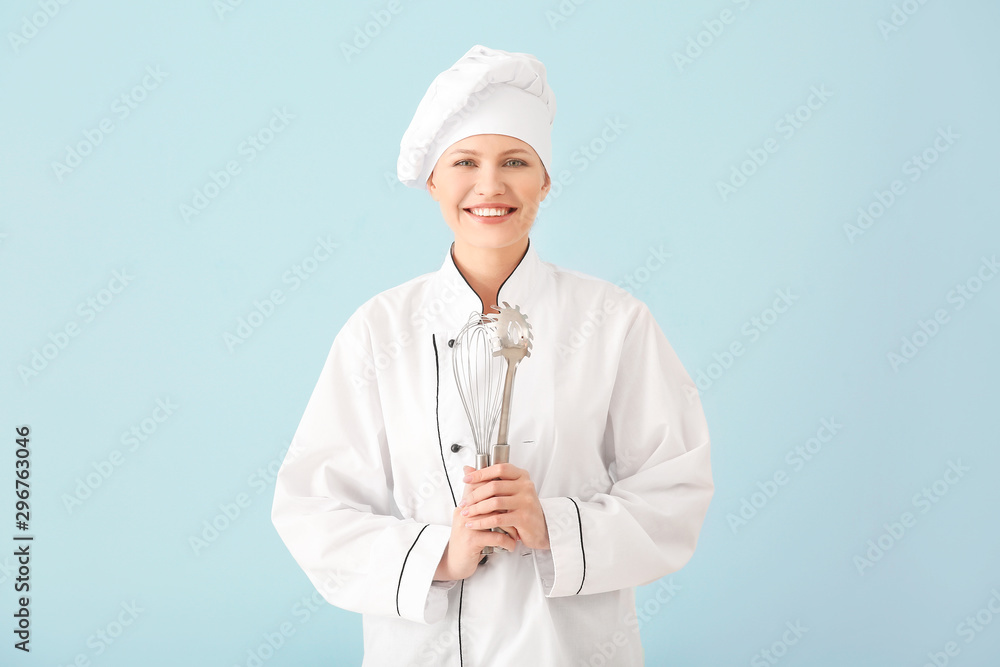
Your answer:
[397,44,556,190]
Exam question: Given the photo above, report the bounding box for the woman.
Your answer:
[271,45,714,666]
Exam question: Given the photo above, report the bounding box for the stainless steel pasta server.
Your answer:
[484,301,533,470]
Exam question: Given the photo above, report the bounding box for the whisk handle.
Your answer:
[475,454,494,555]
[472,448,512,557]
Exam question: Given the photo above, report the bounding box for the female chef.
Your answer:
[271,45,715,666]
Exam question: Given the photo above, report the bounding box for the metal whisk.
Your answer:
[452,310,506,467]
[452,310,506,555]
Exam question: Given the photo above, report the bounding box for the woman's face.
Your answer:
[427,134,551,251]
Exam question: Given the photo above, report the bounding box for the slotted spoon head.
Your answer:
[485,301,533,364]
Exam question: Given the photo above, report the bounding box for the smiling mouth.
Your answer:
[464,207,517,221]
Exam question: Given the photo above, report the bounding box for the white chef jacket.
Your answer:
[271,239,714,667]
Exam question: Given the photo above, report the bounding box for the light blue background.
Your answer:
[2,1,998,665]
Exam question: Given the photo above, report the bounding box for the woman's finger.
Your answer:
[465,511,513,531]
[498,525,520,542]
[463,462,521,484]
[459,480,518,507]
[461,495,514,517]
[481,528,518,553]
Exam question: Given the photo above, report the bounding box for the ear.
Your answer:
[539,169,552,199]
[426,171,438,201]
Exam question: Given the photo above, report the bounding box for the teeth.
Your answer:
[469,208,512,217]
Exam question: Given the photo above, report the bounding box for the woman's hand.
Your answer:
[434,476,518,581]
[459,463,551,551]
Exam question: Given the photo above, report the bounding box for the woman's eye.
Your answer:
[453,159,527,167]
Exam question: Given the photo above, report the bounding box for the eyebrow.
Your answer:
[446,148,531,157]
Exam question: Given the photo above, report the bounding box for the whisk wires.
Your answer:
[451,312,505,458]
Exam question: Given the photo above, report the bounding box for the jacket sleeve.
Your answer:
[271,311,456,624]
[532,302,714,597]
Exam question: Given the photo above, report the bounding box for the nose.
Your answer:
[474,165,505,196]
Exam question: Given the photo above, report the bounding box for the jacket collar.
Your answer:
[432,238,546,328]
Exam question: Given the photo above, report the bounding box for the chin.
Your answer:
[470,233,529,250]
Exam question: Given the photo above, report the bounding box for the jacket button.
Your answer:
[450,443,461,453]
[448,338,455,347]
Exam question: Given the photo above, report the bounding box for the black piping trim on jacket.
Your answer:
[396,524,430,616]
[432,334,458,507]
[458,579,465,666]
[433,332,463,667]
[568,497,586,595]
[449,238,530,313]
